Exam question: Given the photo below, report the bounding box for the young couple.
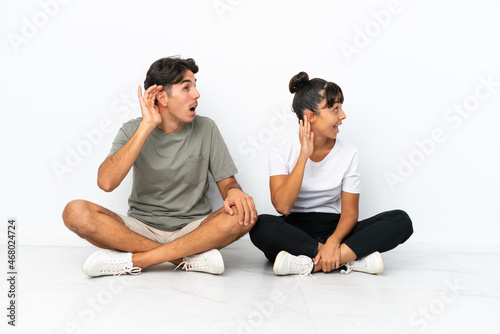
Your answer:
[62,56,413,278]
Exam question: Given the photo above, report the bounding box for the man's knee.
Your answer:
[62,200,94,234]
[222,207,255,237]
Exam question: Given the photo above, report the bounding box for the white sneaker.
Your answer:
[341,251,384,275]
[273,251,314,276]
[175,249,224,274]
[82,250,141,277]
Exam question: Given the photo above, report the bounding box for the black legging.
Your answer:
[250,210,413,262]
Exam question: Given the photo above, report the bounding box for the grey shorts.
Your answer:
[118,214,207,244]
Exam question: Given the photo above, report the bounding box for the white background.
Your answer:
[1,0,499,248]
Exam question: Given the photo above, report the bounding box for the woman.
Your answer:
[250,72,413,276]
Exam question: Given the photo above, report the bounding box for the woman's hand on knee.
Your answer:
[314,242,341,272]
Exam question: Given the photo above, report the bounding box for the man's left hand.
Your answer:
[223,188,257,226]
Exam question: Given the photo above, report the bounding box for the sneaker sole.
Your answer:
[273,250,288,275]
[184,249,225,274]
[373,251,384,274]
[208,249,224,274]
[82,249,108,276]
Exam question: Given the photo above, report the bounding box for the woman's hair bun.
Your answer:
[289,72,309,93]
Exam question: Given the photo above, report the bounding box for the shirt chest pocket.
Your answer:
[184,155,208,185]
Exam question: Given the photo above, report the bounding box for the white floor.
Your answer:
[4,239,500,334]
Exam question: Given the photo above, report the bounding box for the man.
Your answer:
[63,56,257,276]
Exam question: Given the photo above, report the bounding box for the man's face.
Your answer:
[163,70,200,124]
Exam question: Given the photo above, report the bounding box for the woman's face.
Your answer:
[309,97,346,140]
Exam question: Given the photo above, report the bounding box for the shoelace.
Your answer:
[115,266,141,277]
[341,258,368,275]
[291,256,314,276]
[174,255,209,272]
[298,261,318,281]
[99,259,141,277]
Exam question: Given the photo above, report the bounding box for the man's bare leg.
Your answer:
[64,200,254,269]
[62,199,161,253]
[132,207,253,269]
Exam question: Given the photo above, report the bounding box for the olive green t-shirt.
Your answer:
[107,116,238,231]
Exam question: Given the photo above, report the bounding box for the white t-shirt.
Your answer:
[269,137,360,214]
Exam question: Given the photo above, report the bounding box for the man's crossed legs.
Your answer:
[63,200,254,276]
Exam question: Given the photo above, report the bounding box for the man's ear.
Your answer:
[305,110,316,124]
[156,90,168,107]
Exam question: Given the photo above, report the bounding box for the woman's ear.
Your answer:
[305,110,316,124]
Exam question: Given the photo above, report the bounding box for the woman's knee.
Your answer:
[250,214,276,235]
[249,214,280,245]
[392,209,414,237]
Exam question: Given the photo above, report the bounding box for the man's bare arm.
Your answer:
[97,85,163,192]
